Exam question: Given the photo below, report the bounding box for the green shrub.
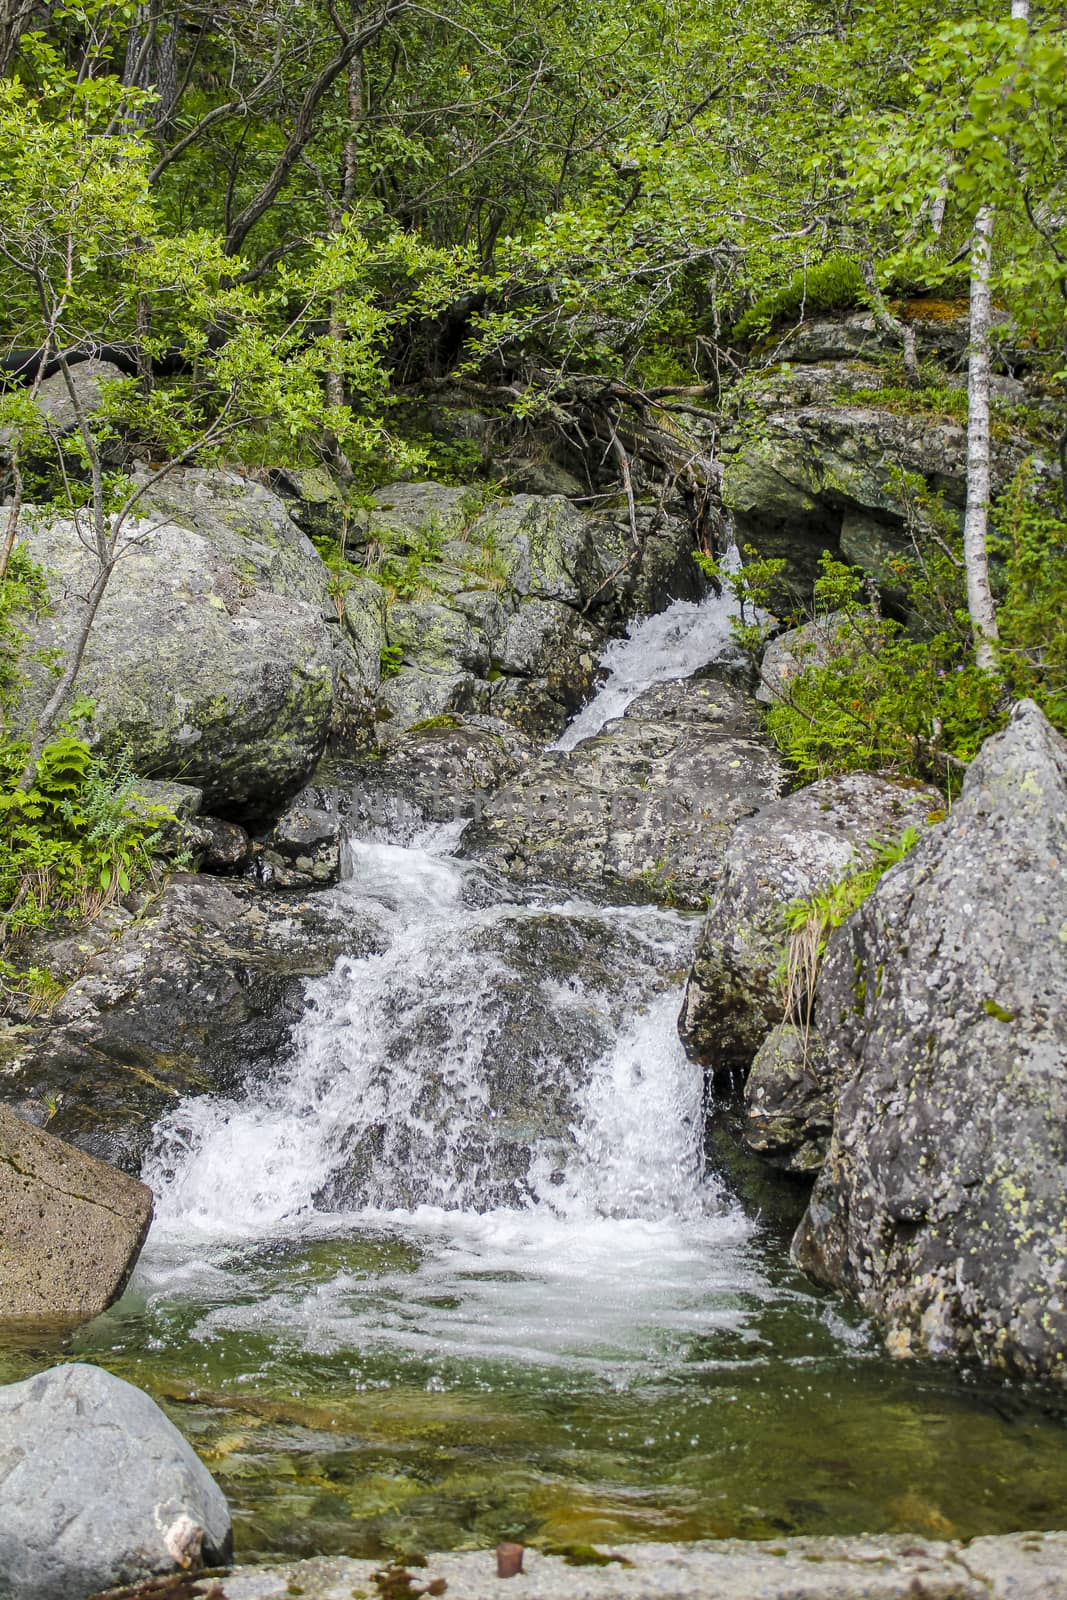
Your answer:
[758,474,1067,795]
[733,254,865,341]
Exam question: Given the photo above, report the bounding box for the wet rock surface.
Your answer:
[0,875,379,1173]
[462,676,789,908]
[742,1022,833,1175]
[305,716,535,845]
[678,772,941,1072]
[0,1363,231,1600]
[141,1533,1067,1600]
[312,902,687,1212]
[0,1105,152,1324]
[793,702,1067,1380]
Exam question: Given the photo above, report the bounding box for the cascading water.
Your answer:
[39,579,1067,1559]
[551,549,746,751]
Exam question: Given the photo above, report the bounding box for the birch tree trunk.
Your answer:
[961,0,1030,672]
[963,203,999,670]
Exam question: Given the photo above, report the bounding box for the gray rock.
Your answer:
[503,458,585,496]
[187,1533,1067,1600]
[721,365,1030,605]
[743,1023,833,1174]
[792,701,1067,1380]
[678,772,941,1072]
[131,779,204,821]
[0,1363,231,1600]
[0,360,127,461]
[462,677,788,908]
[0,1106,152,1325]
[196,815,252,872]
[340,575,387,700]
[14,468,362,814]
[361,484,703,744]
[772,314,898,365]
[263,795,345,888]
[961,1533,1067,1600]
[756,612,858,705]
[316,716,534,843]
[1,874,380,1173]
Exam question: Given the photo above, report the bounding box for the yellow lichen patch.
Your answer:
[899,297,970,322]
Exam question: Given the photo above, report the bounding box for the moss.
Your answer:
[542,1545,634,1568]
[408,714,463,732]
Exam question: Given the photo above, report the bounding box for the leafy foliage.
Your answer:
[0,726,171,951]
[760,477,1067,794]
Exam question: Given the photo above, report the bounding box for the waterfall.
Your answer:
[138,580,757,1371]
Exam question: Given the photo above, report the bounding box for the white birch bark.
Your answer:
[961,0,1029,671]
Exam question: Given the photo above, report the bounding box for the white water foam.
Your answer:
[137,570,766,1372]
[551,550,745,751]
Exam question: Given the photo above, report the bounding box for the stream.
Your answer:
[6,590,1067,1559]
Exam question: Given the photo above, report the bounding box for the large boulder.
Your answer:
[0,1363,231,1600]
[678,772,942,1072]
[0,1106,152,1325]
[792,702,1067,1380]
[461,676,788,908]
[304,715,534,846]
[1,874,380,1173]
[16,468,361,815]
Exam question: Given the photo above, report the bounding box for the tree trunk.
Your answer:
[961,0,1029,672]
[962,204,999,671]
[0,0,37,74]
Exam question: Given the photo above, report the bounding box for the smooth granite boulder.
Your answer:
[0,1363,231,1600]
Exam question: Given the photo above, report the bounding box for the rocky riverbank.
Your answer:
[2,305,1066,1595]
[103,1534,1067,1600]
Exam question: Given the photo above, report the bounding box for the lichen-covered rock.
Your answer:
[792,701,1067,1381]
[0,1106,152,1325]
[1,875,381,1173]
[721,325,1034,604]
[308,715,534,845]
[462,677,788,907]
[743,1024,833,1175]
[678,772,941,1072]
[0,1363,231,1600]
[15,468,361,815]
